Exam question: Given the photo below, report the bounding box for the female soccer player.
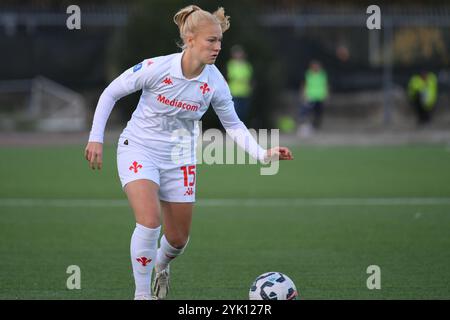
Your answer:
[84,5,293,300]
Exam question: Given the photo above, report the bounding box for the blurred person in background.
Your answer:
[226,45,253,124]
[297,60,328,137]
[408,70,438,127]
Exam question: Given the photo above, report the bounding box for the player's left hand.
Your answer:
[265,147,294,161]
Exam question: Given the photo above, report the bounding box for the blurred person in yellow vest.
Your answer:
[408,70,438,126]
[227,45,253,124]
[298,60,328,137]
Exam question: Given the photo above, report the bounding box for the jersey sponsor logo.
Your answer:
[162,77,173,85]
[156,94,199,112]
[133,62,143,72]
[200,83,210,95]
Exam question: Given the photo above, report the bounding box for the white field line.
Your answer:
[1,197,450,208]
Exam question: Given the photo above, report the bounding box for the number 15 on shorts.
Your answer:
[181,165,195,196]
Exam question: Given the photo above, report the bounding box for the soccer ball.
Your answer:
[249,272,298,300]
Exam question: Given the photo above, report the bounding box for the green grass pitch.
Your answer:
[0,144,449,299]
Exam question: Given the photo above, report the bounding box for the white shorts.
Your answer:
[116,137,196,203]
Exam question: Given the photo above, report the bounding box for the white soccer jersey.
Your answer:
[88,51,266,168]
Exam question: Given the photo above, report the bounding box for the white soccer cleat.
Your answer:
[152,265,170,300]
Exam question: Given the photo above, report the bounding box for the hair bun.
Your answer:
[173,5,200,27]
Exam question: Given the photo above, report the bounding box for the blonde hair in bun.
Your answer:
[173,5,230,49]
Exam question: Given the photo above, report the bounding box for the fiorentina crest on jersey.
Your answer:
[200,83,210,95]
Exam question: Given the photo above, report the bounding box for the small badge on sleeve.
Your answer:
[133,63,142,72]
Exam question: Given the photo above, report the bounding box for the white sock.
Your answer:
[130,223,161,298]
[155,235,189,271]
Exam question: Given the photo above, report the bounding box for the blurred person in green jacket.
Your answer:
[298,60,328,136]
[408,70,438,126]
[227,45,253,124]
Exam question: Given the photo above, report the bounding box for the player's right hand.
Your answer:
[84,142,103,170]
[265,147,294,162]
